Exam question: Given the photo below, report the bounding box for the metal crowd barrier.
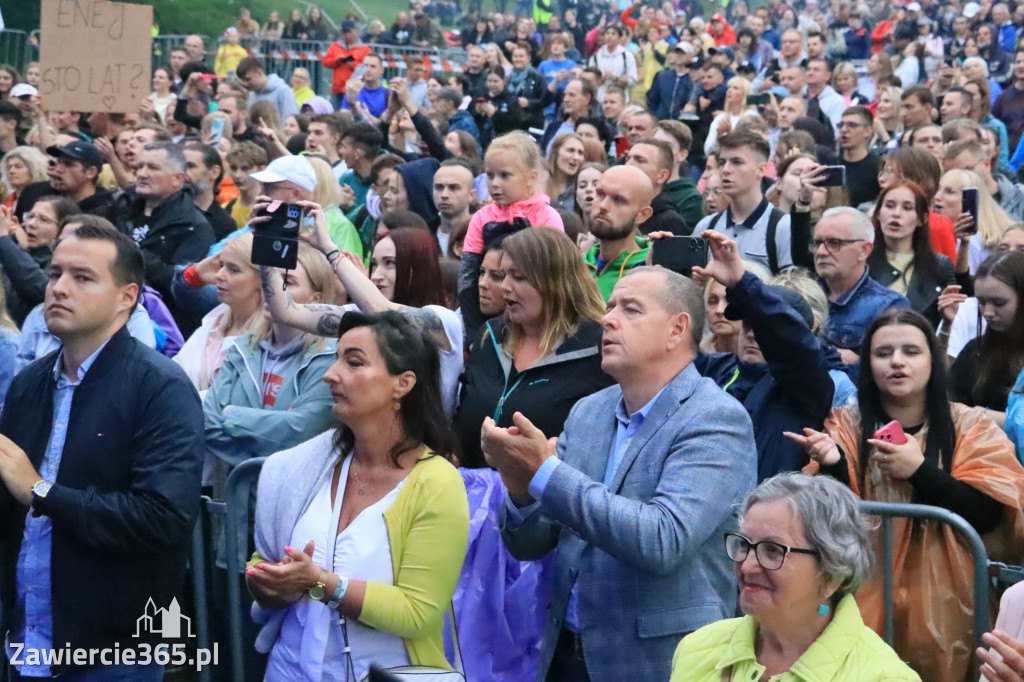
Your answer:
[859,501,989,680]
[0,30,35,72]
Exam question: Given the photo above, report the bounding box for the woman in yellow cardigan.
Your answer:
[670,473,921,682]
[247,311,469,680]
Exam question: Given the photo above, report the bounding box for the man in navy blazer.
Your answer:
[483,265,757,682]
[0,217,203,679]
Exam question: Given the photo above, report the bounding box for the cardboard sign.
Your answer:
[39,0,153,113]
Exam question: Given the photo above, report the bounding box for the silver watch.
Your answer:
[32,479,54,500]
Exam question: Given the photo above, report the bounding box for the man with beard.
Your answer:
[183,142,237,240]
[582,165,655,300]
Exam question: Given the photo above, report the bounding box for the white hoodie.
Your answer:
[588,44,639,99]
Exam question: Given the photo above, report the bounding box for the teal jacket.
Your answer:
[670,594,922,682]
[204,334,338,469]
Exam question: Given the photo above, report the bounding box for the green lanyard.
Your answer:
[488,322,527,423]
[722,367,741,392]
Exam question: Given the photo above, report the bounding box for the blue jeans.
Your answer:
[10,663,164,681]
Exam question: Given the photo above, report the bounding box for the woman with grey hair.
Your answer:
[669,472,921,681]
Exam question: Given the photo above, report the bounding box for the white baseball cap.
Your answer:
[10,83,38,98]
[963,1,981,16]
[250,154,317,193]
[907,1,922,11]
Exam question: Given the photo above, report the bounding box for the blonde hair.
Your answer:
[499,227,605,357]
[770,268,829,332]
[249,241,338,350]
[307,156,344,208]
[941,169,1013,249]
[726,76,755,114]
[0,273,17,333]
[218,232,264,333]
[486,131,541,197]
[2,146,49,192]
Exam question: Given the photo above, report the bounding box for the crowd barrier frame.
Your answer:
[0,30,35,72]
[859,501,989,680]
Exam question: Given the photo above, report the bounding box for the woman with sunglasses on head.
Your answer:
[786,307,1024,681]
[670,472,920,681]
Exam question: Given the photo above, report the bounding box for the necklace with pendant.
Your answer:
[351,462,367,496]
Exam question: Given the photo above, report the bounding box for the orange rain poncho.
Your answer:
[807,403,1024,682]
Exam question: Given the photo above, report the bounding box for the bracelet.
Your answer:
[327,575,349,609]
[324,249,341,265]
[182,264,204,288]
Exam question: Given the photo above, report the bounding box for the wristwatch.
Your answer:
[308,569,329,601]
[32,479,54,500]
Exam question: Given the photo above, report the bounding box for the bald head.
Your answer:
[591,166,655,242]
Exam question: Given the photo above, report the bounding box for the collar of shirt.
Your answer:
[52,338,111,388]
[827,266,871,307]
[726,197,770,231]
[613,384,667,434]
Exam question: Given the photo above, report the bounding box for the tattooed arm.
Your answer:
[259,260,452,351]
[260,265,347,337]
[331,253,452,351]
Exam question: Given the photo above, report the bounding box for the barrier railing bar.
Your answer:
[189,499,212,682]
[881,514,893,647]
[223,457,266,682]
[860,501,988,680]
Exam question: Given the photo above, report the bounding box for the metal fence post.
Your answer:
[859,501,989,680]
[189,499,212,682]
[223,457,267,682]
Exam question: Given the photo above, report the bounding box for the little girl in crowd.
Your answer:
[457,131,565,332]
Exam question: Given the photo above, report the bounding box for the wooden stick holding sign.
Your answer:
[38,0,152,113]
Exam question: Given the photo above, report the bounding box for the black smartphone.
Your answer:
[746,93,770,106]
[650,236,710,278]
[961,187,979,232]
[822,165,846,187]
[251,201,302,270]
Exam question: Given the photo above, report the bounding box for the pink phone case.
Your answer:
[873,420,907,445]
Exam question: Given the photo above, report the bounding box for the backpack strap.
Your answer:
[766,207,784,274]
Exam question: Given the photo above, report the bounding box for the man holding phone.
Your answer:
[322,21,372,110]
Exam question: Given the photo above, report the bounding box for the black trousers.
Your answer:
[546,627,592,682]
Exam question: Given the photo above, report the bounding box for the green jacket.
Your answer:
[583,236,650,301]
[670,594,922,682]
[663,176,704,231]
[325,206,363,261]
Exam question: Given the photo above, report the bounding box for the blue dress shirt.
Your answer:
[7,342,109,675]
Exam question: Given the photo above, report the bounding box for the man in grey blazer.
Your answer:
[482,266,757,682]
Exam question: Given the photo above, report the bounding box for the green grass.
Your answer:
[142,0,439,40]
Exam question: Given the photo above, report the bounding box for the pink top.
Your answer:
[462,193,565,254]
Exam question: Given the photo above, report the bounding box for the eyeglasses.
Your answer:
[809,237,864,254]
[837,121,866,129]
[725,533,818,570]
[24,211,58,225]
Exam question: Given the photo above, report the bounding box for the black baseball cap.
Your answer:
[47,140,104,169]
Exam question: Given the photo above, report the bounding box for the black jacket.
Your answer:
[454,318,615,468]
[0,326,204,673]
[14,181,114,223]
[108,187,216,302]
[506,68,548,130]
[203,199,239,241]
[0,236,51,325]
[641,192,690,235]
[473,90,523,147]
[868,252,956,329]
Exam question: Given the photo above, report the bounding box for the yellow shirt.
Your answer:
[229,196,254,230]
[886,251,915,296]
[215,43,250,79]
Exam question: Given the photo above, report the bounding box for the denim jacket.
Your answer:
[822,268,910,350]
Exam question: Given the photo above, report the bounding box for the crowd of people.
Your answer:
[1,0,1024,680]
